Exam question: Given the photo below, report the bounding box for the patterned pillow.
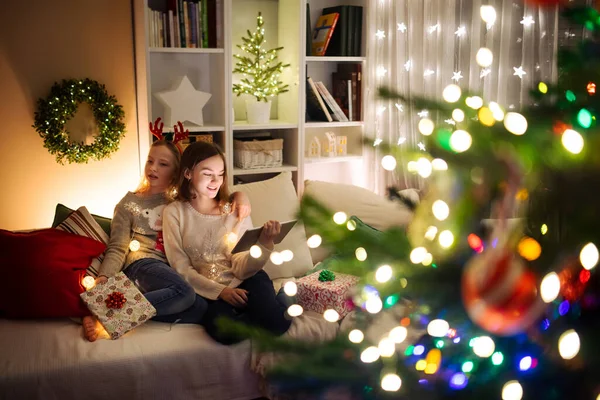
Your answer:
[56,206,109,277]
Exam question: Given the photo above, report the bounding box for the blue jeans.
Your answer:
[124,258,207,324]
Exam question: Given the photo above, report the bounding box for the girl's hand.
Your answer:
[231,192,251,221]
[219,287,249,308]
[95,276,108,285]
[258,220,281,250]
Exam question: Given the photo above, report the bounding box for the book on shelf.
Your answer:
[336,63,362,121]
[311,13,339,56]
[314,81,348,122]
[306,77,332,122]
[147,0,216,48]
[331,72,350,120]
[320,5,363,57]
[306,3,312,56]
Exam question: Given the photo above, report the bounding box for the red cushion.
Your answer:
[0,229,106,318]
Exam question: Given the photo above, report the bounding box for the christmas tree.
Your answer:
[222,3,600,400]
[232,12,290,102]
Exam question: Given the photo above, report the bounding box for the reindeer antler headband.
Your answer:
[149,118,189,153]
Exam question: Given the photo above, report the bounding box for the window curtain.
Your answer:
[363,0,559,193]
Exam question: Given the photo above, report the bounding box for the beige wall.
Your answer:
[0,0,142,230]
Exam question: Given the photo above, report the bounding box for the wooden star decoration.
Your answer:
[154,76,211,126]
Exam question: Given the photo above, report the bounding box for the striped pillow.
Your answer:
[56,206,109,277]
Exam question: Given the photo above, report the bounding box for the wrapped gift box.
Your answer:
[296,271,359,318]
[80,272,156,340]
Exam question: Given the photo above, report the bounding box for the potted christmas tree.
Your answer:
[233,12,290,124]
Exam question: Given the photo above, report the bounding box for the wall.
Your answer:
[0,0,141,230]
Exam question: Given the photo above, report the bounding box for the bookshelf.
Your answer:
[134,0,369,192]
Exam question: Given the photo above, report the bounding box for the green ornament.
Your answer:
[318,269,336,282]
[32,78,126,164]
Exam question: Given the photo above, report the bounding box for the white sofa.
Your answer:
[0,173,413,400]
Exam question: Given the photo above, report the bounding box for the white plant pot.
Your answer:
[245,98,272,124]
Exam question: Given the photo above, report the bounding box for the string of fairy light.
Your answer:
[372,3,548,158]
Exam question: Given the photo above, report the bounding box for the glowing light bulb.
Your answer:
[283,281,297,296]
[422,253,433,266]
[424,226,438,240]
[226,232,238,246]
[375,265,393,283]
[450,110,464,124]
[347,220,357,231]
[427,319,449,337]
[480,5,497,26]
[410,247,428,263]
[438,230,454,248]
[558,329,580,360]
[472,336,495,358]
[287,304,303,317]
[418,118,435,135]
[450,130,472,152]
[517,237,541,261]
[333,211,348,224]
[381,155,397,171]
[540,272,560,303]
[250,245,262,258]
[365,296,383,314]
[417,157,433,178]
[381,373,402,391]
[378,337,396,357]
[492,352,504,365]
[389,326,408,343]
[307,234,322,249]
[360,346,380,363]
[349,329,364,343]
[476,48,493,67]
[432,158,448,171]
[323,309,340,322]
[432,200,450,221]
[503,112,528,135]
[442,84,462,103]
[562,129,584,154]
[355,247,368,261]
[580,242,599,270]
[465,96,483,109]
[82,276,96,290]
[502,380,523,400]
[270,252,283,265]
[129,240,140,252]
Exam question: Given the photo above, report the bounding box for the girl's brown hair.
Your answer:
[177,141,230,204]
[136,140,181,200]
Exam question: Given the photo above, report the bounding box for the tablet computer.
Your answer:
[231,220,298,254]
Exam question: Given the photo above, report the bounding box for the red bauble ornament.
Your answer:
[559,258,590,302]
[462,247,546,336]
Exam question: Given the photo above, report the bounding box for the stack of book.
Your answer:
[148,0,221,48]
[306,63,362,123]
[307,5,363,57]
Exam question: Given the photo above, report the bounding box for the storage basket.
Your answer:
[234,138,283,169]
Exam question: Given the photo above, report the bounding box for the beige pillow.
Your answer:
[303,180,413,263]
[233,172,313,279]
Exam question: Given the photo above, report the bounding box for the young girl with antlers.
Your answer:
[83,119,252,341]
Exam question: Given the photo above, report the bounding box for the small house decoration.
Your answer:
[322,131,336,157]
[309,136,321,158]
[336,135,348,156]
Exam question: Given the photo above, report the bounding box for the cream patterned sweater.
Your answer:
[163,201,272,300]
[98,192,169,278]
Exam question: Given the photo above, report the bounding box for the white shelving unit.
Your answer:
[134,0,369,192]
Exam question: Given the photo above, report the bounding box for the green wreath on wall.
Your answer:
[33,78,126,164]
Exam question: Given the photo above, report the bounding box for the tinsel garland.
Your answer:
[32,78,126,164]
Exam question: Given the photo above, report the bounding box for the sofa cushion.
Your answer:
[233,172,313,279]
[52,203,112,236]
[55,206,109,277]
[303,180,413,263]
[0,229,106,318]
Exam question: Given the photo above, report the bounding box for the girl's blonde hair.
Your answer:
[136,140,182,200]
[177,141,230,205]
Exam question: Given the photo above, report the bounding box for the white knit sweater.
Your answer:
[163,201,271,300]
